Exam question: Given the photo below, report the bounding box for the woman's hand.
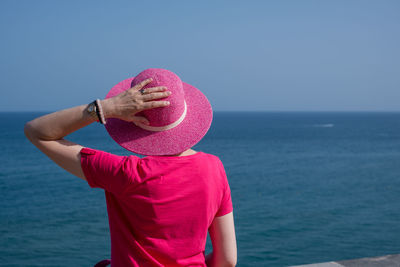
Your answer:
[101,78,171,125]
[24,77,171,182]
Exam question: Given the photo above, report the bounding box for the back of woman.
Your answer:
[81,148,232,266]
[25,68,236,266]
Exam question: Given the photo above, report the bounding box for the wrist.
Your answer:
[100,98,115,119]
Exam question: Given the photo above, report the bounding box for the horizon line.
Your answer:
[1,110,400,113]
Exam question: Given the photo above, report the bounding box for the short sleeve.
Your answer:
[215,160,233,217]
[80,147,140,195]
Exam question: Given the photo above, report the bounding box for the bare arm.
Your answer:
[24,105,93,180]
[24,78,171,180]
[206,212,237,267]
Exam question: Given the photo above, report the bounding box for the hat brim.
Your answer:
[104,77,213,156]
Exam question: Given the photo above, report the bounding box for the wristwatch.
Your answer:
[86,101,99,121]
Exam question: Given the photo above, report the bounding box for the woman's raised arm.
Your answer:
[24,78,171,180]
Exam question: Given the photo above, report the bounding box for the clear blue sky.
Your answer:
[1,0,399,111]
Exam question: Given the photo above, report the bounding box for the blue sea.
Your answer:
[1,112,400,266]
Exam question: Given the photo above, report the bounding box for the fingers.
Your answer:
[130,78,171,111]
[133,78,153,90]
[132,116,150,125]
[141,91,171,101]
[131,100,170,124]
[140,86,167,94]
[142,100,170,110]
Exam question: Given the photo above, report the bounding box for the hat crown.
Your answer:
[132,69,186,127]
[105,68,213,155]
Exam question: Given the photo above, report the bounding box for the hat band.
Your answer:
[133,101,187,132]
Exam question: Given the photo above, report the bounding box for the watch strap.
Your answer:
[87,101,99,122]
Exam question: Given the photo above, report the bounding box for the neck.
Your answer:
[165,148,197,157]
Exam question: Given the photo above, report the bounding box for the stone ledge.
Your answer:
[290,253,400,267]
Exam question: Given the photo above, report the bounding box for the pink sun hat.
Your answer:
[104,68,213,156]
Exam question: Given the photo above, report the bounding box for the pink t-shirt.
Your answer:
[80,148,233,267]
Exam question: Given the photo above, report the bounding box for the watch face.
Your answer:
[88,104,95,112]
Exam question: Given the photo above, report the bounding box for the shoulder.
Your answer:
[81,147,141,171]
[203,152,224,164]
[198,152,226,173]
[199,151,221,160]
[81,147,128,161]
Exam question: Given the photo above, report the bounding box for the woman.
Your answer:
[24,68,237,267]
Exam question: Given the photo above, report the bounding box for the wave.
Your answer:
[313,123,334,128]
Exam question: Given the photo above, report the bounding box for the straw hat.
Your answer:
[105,68,213,156]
